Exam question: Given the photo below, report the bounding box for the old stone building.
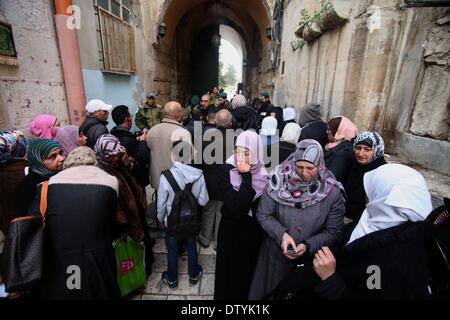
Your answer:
[0,0,449,176]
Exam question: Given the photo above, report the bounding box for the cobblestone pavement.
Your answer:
[128,229,216,300]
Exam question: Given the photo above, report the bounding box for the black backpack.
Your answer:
[162,169,201,241]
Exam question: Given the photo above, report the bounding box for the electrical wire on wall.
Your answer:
[271,0,284,70]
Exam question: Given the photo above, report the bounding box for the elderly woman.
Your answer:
[16,139,65,214]
[214,131,269,300]
[54,125,87,156]
[324,116,358,183]
[311,163,433,299]
[95,134,154,277]
[27,147,121,299]
[249,139,345,300]
[279,123,301,163]
[29,114,59,140]
[344,131,387,221]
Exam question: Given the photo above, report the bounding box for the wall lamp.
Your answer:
[265,26,272,40]
[158,22,167,39]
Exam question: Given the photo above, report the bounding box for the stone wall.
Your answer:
[0,0,69,134]
[270,0,449,175]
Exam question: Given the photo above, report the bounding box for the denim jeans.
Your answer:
[165,234,201,282]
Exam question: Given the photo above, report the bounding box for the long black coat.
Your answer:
[214,164,264,300]
[344,156,387,221]
[28,166,121,300]
[272,222,432,300]
[324,141,354,183]
[299,120,328,149]
[313,222,432,299]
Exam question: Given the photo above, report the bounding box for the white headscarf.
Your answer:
[348,163,432,244]
[281,123,301,145]
[283,107,296,121]
[260,116,278,136]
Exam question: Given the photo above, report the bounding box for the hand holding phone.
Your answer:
[287,245,296,255]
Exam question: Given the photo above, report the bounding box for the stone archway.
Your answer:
[151,0,273,104]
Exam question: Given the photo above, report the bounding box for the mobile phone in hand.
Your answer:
[287,245,296,255]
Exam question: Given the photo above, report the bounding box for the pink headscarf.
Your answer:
[226,130,269,198]
[54,125,80,156]
[325,116,358,150]
[29,114,58,140]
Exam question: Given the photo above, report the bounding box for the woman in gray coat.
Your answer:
[249,139,345,299]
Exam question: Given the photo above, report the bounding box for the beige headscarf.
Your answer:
[64,146,98,169]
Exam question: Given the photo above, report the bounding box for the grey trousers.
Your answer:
[198,199,223,248]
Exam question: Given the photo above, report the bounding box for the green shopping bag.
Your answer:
[113,237,146,297]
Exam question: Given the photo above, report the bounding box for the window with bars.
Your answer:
[94,0,136,74]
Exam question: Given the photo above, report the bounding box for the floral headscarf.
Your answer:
[0,130,27,164]
[268,139,344,208]
[353,131,385,163]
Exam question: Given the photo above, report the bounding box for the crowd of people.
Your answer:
[0,86,448,300]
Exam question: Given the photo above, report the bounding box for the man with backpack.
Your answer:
[157,158,209,289]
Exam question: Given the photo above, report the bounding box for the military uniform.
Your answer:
[135,102,164,130]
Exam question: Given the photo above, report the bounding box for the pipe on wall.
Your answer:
[54,0,86,126]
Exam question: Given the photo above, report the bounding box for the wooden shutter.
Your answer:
[98,7,136,74]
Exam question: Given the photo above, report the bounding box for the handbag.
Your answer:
[113,237,146,297]
[2,181,48,293]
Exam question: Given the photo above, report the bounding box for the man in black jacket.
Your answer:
[79,99,112,148]
[110,105,150,188]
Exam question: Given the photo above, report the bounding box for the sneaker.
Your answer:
[198,239,209,249]
[189,270,203,285]
[161,272,178,289]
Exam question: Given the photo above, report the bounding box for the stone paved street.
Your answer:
[128,229,216,300]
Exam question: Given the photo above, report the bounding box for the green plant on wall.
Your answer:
[298,0,332,26]
[299,8,310,26]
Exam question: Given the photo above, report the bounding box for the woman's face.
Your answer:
[43,148,65,172]
[234,146,252,165]
[78,134,87,146]
[326,127,334,142]
[295,160,318,182]
[355,144,374,165]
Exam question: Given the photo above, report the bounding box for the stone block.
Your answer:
[199,273,215,296]
[410,66,450,140]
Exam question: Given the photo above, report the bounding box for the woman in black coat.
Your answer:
[344,131,387,221]
[214,131,269,300]
[28,147,121,300]
[323,116,358,183]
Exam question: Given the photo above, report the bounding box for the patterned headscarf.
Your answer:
[226,130,269,198]
[29,114,58,140]
[268,139,344,208]
[353,131,385,163]
[231,94,247,109]
[54,125,79,156]
[0,130,27,164]
[64,146,98,169]
[94,134,125,167]
[27,139,62,177]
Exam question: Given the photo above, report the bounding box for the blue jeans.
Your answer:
[165,234,201,282]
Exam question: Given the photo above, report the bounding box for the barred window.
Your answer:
[94,0,135,74]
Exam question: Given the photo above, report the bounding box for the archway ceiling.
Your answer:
[161,0,271,48]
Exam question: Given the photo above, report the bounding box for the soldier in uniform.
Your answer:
[135,92,164,130]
